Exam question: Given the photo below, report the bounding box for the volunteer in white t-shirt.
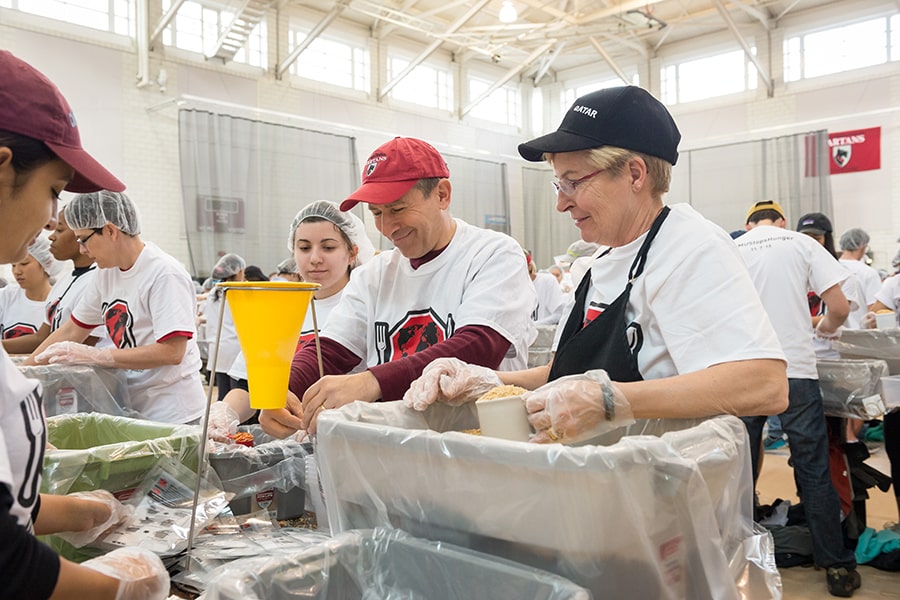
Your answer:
[27,191,205,425]
[736,200,860,596]
[0,50,167,600]
[203,253,245,401]
[838,228,882,310]
[526,250,565,326]
[260,138,536,437]
[208,200,373,436]
[0,235,58,343]
[405,86,787,445]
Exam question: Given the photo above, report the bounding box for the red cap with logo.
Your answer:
[0,51,125,193]
[340,137,449,211]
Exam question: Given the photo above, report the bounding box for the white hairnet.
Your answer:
[566,240,600,261]
[27,234,65,283]
[839,228,869,251]
[65,191,141,236]
[288,200,375,267]
[211,253,246,280]
[276,257,298,274]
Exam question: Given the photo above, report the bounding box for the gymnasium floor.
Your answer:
[757,444,899,598]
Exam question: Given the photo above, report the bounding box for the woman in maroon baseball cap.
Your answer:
[0,51,169,600]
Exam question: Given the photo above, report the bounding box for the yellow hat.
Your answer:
[746,200,785,223]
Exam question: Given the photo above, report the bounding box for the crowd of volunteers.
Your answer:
[4,48,900,599]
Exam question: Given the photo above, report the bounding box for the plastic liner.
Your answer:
[42,413,202,496]
[207,425,311,519]
[202,528,591,600]
[18,363,133,418]
[527,324,556,368]
[816,359,889,419]
[834,329,900,374]
[316,402,753,600]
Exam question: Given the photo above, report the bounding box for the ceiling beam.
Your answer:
[713,0,773,97]
[378,0,491,100]
[462,40,556,117]
[277,0,349,79]
[149,0,187,49]
[729,0,772,29]
[588,37,629,84]
[532,41,565,85]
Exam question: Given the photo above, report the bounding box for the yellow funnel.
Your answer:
[218,281,320,409]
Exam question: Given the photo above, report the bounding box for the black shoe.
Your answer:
[826,567,861,597]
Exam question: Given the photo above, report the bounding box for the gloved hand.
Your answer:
[403,357,503,411]
[207,402,240,442]
[56,490,134,548]
[815,320,842,341]
[862,312,877,330]
[524,369,634,444]
[35,341,115,366]
[80,547,169,600]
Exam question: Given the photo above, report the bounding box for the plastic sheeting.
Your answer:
[816,359,889,419]
[202,528,591,600]
[42,413,202,496]
[208,425,311,519]
[18,363,133,418]
[316,402,777,600]
[834,329,900,374]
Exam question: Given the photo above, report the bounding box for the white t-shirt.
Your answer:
[874,274,900,326]
[555,204,784,380]
[325,219,537,370]
[839,259,882,308]
[736,225,847,378]
[203,291,241,375]
[0,345,44,530]
[228,290,362,379]
[532,272,565,325]
[812,267,866,359]
[45,267,106,342]
[0,286,45,339]
[71,242,205,423]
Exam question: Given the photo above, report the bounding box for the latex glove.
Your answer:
[207,402,240,442]
[56,490,134,548]
[36,341,115,366]
[403,357,503,411]
[815,320,842,341]
[862,312,877,330]
[80,547,168,600]
[524,369,634,444]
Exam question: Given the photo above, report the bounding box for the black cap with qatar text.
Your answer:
[518,86,681,165]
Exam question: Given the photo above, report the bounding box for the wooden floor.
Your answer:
[757,443,900,599]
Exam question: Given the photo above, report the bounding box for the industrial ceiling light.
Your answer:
[623,9,667,29]
[499,1,518,23]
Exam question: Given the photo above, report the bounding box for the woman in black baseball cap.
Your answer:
[407,85,788,444]
[0,50,168,600]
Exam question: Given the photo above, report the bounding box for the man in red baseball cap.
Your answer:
[260,136,537,436]
[0,51,169,600]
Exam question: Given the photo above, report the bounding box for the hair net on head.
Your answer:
[65,191,141,236]
[839,228,870,251]
[27,234,65,282]
[276,257,298,274]
[211,253,246,280]
[287,200,376,267]
[566,240,600,261]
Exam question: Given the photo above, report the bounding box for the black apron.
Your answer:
[548,206,670,383]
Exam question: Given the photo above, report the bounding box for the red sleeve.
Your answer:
[289,337,363,398]
[368,325,510,401]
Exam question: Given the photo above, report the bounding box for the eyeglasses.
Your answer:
[551,168,605,196]
[76,228,104,246]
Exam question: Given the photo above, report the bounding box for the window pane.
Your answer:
[675,49,750,103]
[469,78,520,126]
[784,37,802,82]
[16,0,128,33]
[891,14,900,62]
[802,18,887,78]
[389,57,452,111]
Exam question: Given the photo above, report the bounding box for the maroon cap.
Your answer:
[340,137,450,211]
[0,51,125,193]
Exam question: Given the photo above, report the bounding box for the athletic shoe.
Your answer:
[826,567,861,597]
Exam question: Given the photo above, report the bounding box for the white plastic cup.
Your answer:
[475,395,532,442]
[875,311,896,329]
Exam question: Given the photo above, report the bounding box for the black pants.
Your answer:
[884,410,900,502]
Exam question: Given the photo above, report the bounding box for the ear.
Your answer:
[0,146,14,187]
[628,156,647,192]
[349,243,360,265]
[435,179,452,209]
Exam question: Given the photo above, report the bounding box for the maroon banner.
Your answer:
[828,127,881,174]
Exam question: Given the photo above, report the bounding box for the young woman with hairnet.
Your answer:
[203,253,245,400]
[0,235,63,344]
[26,190,207,425]
[0,50,168,600]
[208,200,374,438]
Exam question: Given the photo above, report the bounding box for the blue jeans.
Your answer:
[742,378,856,569]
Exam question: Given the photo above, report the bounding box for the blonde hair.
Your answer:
[546,147,671,198]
